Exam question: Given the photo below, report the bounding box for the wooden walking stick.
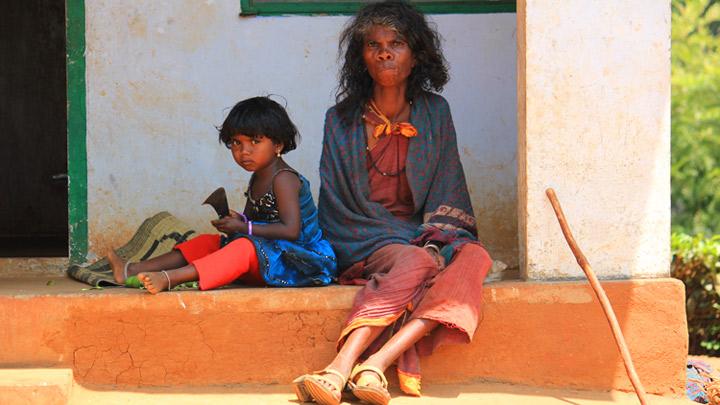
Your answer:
[545,188,648,405]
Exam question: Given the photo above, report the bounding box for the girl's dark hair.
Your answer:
[218,96,298,154]
[335,0,449,123]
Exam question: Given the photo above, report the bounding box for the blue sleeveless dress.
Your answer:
[222,169,337,287]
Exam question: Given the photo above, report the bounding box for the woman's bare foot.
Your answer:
[137,272,170,294]
[107,249,128,284]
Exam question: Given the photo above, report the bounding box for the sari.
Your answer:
[318,92,492,395]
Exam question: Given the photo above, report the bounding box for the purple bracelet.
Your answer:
[239,213,248,223]
[248,221,253,236]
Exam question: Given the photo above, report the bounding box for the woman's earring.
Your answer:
[276,150,281,157]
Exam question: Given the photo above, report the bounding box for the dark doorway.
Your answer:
[0,0,68,257]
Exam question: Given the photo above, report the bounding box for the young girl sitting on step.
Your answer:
[107,96,337,292]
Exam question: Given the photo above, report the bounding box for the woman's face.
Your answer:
[362,25,415,89]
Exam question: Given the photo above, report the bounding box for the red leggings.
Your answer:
[174,234,263,290]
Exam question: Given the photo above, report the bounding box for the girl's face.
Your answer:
[362,25,415,89]
[226,133,282,172]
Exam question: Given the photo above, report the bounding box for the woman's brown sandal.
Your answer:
[348,364,391,405]
[303,368,347,405]
[291,374,314,403]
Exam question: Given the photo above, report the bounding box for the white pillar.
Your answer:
[517,0,671,280]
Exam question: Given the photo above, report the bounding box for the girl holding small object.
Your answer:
[107,96,337,293]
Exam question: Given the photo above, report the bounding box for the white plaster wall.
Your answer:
[518,0,671,279]
[84,0,517,265]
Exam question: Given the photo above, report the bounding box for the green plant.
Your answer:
[672,0,720,235]
[671,232,720,354]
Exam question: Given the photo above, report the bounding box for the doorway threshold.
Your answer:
[0,257,69,278]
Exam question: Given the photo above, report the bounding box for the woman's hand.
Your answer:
[423,244,446,270]
[211,210,247,234]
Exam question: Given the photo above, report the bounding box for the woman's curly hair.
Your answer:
[335,1,449,124]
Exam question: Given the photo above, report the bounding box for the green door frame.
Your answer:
[66,0,87,264]
[239,0,516,16]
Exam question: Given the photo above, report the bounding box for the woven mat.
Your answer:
[67,211,196,287]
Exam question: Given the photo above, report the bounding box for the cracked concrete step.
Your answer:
[0,368,73,405]
[0,275,687,395]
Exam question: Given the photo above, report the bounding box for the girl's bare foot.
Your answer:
[137,272,170,294]
[107,249,128,284]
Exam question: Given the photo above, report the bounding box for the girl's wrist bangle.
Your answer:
[239,213,248,223]
[248,221,253,236]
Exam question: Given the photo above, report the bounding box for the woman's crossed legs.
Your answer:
[301,244,440,404]
[299,242,491,404]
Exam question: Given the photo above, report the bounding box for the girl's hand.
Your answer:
[211,211,247,234]
[228,209,245,221]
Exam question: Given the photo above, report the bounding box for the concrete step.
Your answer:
[0,368,692,405]
[0,275,687,396]
[0,368,73,405]
[67,381,692,404]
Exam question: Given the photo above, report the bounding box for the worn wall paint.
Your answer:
[518,0,671,279]
[84,0,518,265]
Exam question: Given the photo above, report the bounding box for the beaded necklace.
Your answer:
[363,100,415,177]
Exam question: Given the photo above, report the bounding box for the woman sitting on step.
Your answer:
[292,2,493,405]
